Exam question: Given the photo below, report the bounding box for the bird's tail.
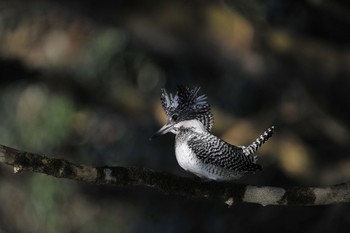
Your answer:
[242,126,274,157]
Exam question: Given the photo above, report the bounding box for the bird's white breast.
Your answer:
[175,142,197,172]
[175,141,218,179]
[175,140,240,181]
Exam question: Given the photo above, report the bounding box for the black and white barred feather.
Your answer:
[241,126,274,156]
[186,131,262,173]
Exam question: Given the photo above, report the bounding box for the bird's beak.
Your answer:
[149,123,174,141]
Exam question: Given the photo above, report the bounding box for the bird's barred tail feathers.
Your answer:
[242,126,274,157]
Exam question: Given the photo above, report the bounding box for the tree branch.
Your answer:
[0,144,349,206]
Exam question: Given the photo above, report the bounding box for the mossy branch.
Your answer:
[0,144,349,206]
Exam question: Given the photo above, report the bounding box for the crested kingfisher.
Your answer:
[151,86,274,181]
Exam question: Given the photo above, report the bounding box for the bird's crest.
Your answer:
[160,85,213,131]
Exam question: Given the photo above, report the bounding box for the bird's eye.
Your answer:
[172,114,178,121]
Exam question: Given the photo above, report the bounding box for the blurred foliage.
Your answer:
[0,84,75,149]
[0,0,349,232]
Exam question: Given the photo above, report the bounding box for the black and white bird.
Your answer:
[151,86,274,181]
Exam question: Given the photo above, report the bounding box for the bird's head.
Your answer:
[150,86,213,139]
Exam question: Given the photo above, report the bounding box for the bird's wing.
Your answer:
[187,134,261,172]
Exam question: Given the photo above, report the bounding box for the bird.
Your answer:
[151,86,274,181]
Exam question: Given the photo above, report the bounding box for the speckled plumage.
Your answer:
[174,120,273,180]
[152,86,274,181]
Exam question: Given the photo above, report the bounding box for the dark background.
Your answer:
[0,0,349,232]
